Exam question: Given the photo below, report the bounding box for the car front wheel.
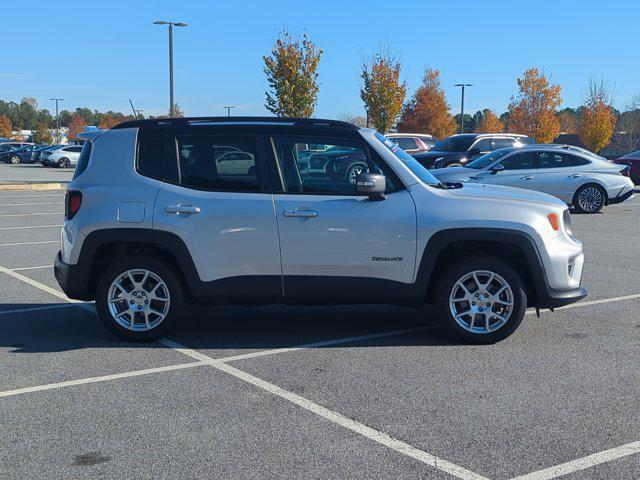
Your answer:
[10,155,21,164]
[95,256,184,341]
[57,157,70,168]
[435,256,527,344]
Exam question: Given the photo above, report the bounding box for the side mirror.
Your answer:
[468,148,480,156]
[491,164,505,175]
[356,172,386,201]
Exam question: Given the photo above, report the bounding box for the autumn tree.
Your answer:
[31,123,53,144]
[99,115,120,129]
[475,109,504,133]
[263,30,322,118]
[0,115,12,138]
[66,114,87,141]
[578,78,616,152]
[615,94,640,152]
[508,68,562,143]
[396,68,455,138]
[557,108,579,133]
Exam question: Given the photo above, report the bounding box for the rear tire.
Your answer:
[95,256,184,341]
[573,184,606,214]
[434,256,527,344]
[10,155,21,164]
[57,157,70,168]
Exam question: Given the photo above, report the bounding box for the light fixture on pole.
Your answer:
[454,84,473,133]
[153,20,189,118]
[50,98,63,143]
[224,106,235,117]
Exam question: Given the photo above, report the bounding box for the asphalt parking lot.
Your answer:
[1,188,639,480]
[0,163,73,185]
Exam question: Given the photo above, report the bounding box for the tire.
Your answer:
[434,256,527,344]
[573,184,606,214]
[95,256,184,341]
[57,157,70,168]
[10,155,21,164]
[345,162,368,185]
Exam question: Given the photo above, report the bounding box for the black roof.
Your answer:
[112,116,359,131]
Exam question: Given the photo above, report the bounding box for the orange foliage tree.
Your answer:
[0,115,12,138]
[396,68,457,138]
[66,114,87,141]
[579,78,616,152]
[557,109,578,133]
[475,109,504,133]
[360,49,406,133]
[98,115,120,129]
[508,68,562,143]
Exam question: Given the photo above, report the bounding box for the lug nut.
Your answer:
[129,300,134,304]
[471,301,476,306]
[478,307,483,312]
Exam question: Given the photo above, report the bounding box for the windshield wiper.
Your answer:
[433,181,463,189]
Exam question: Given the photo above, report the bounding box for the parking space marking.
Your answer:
[0,240,58,247]
[161,337,489,480]
[11,265,54,271]
[0,212,63,218]
[510,441,640,480]
[0,303,77,317]
[0,224,63,230]
[555,293,640,310]
[0,361,207,399]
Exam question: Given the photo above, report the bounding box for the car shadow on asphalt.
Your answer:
[0,303,459,353]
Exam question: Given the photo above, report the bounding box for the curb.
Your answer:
[0,182,66,191]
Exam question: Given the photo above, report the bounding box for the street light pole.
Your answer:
[224,106,235,117]
[154,20,188,118]
[454,84,473,133]
[50,98,63,143]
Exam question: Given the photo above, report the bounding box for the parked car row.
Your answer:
[0,142,82,167]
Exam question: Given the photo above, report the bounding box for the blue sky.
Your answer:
[2,0,639,118]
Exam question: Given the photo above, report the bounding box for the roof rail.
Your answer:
[112,116,359,130]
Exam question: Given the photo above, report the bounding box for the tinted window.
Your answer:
[570,155,590,166]
[137,131,170,181]
[538,152,572,168]
[274,137,398,195]
[492,138,513,149]
[394,137,417,150]
[518,137,535,144]
[431,136,475,152]
[69,146,83,153]
[466,148,515,169]
[499,152,537,170]
[176,136,260,192]
[72,141,92,179]
[473,139,492,152]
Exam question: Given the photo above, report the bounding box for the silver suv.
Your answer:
[54,117,586,344]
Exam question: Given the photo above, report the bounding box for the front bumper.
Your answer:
[538,286,587,309]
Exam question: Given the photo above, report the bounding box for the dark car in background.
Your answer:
[296,145,369,185]
[386,133,437,155]
[412,133,534,169]
[614,150,640,184]
[0,144,45,164]
[0,142,32,156]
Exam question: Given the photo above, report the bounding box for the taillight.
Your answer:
[619,166,630,177]
[65,191,82,220]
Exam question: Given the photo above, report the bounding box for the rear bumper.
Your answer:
[54,251,92,301]
[608,187,635,205]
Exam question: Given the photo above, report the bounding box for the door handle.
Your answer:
[165,205,201,215]
[568,173,582,179]
[283,209,318,218]
[521,175,534,180]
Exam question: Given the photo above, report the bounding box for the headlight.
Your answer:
[459,157,468,164]
[563,209,574,237]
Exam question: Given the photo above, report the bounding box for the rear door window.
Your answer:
[394,137,417,150]
[499,151,537,170]
[538,152,572,168]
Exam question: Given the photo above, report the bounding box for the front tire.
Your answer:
[57,157,70,168]
[573,184,606,214]
[10,155,21,164]
[95,256,184,341]
[434,256,527,344]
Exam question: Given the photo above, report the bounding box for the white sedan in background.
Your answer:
[40,145,83,168]
[431,145,635,213]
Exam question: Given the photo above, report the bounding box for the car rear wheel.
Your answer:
[434,256,527,344]
[57,157,70,168]
[10,155,21,164]
[345,162,368,185]
[573,184,606,214]
[95,256,184,341]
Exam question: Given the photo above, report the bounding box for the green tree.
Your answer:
[263,30,322,117]
[31,123,53,144]
[361,49,406,133]
[454,113,474,133]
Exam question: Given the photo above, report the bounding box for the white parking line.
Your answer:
[11,265,53,271]
[161,338,489,480]
[510,441,640,480]
[0,240,58,247]
[0,212,63,218]
[0,361,206,399]
[0,303,78,317]
[0,224,63,230]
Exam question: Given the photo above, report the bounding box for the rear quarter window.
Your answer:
[136,130,178,183]
[72,142,92,179]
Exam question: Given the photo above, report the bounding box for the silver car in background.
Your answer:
[431,145,635,213]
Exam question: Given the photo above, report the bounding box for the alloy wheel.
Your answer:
[107,269,171,332]
[449,270,514,334]
[347,164,366,185]
[577,187,603,212]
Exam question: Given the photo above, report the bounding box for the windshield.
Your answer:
[431,136,475,152]
[374,132,440,186]
[466,148,514,169]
